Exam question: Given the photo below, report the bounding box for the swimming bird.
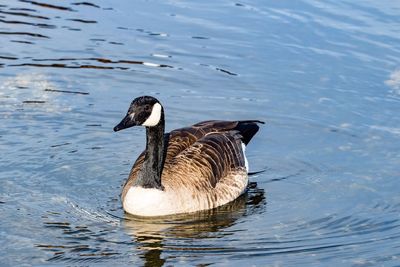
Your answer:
[114,96,263,216]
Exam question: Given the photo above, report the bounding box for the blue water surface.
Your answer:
[1,0,400,266]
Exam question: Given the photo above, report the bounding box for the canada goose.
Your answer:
[114,96,264,217]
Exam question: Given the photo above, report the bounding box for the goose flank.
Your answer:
[114,96,264,216]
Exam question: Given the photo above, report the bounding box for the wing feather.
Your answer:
[121,120,262,201]
[162,130,247,189]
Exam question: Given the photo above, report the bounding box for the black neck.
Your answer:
[134,111,166,190]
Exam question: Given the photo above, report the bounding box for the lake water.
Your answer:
[1,0,400,266]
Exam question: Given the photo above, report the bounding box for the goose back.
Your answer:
[121,120,262,207]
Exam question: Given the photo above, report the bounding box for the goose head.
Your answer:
[114,96,163,132]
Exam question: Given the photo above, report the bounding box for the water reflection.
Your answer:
[71,2,100,9]
[123,185,265,266]
[0,9,50,20]
[19,0,75,12]
[0,0,238,76]
[34,186,264,265]
[385,68,400,94]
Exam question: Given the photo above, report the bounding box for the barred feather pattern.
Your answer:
[121,120,259,215]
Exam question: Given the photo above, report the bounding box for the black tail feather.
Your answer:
[235,120,265,145]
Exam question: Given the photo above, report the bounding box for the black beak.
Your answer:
[113,114,137,132]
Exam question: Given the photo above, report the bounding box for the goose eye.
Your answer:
[144,105,151,111]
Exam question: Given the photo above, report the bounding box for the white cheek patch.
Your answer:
[142,103,162,127]
[129,112,135,120]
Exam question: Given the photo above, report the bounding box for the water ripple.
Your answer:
[1,0,400,266]
[20,0,74,11]
[31,186,265,264]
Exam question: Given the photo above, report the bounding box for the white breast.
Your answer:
[123,171,248,217]
[123,186,201,216]
[123,186,173,216]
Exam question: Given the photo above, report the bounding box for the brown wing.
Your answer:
[165,120,240,161]
[121,120,261,200]
[164,119,262,163]
[162,130,247,190]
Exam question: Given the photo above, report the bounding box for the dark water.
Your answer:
[1,0,400,266]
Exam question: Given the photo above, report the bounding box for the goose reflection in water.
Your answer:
[123,184,265,267]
